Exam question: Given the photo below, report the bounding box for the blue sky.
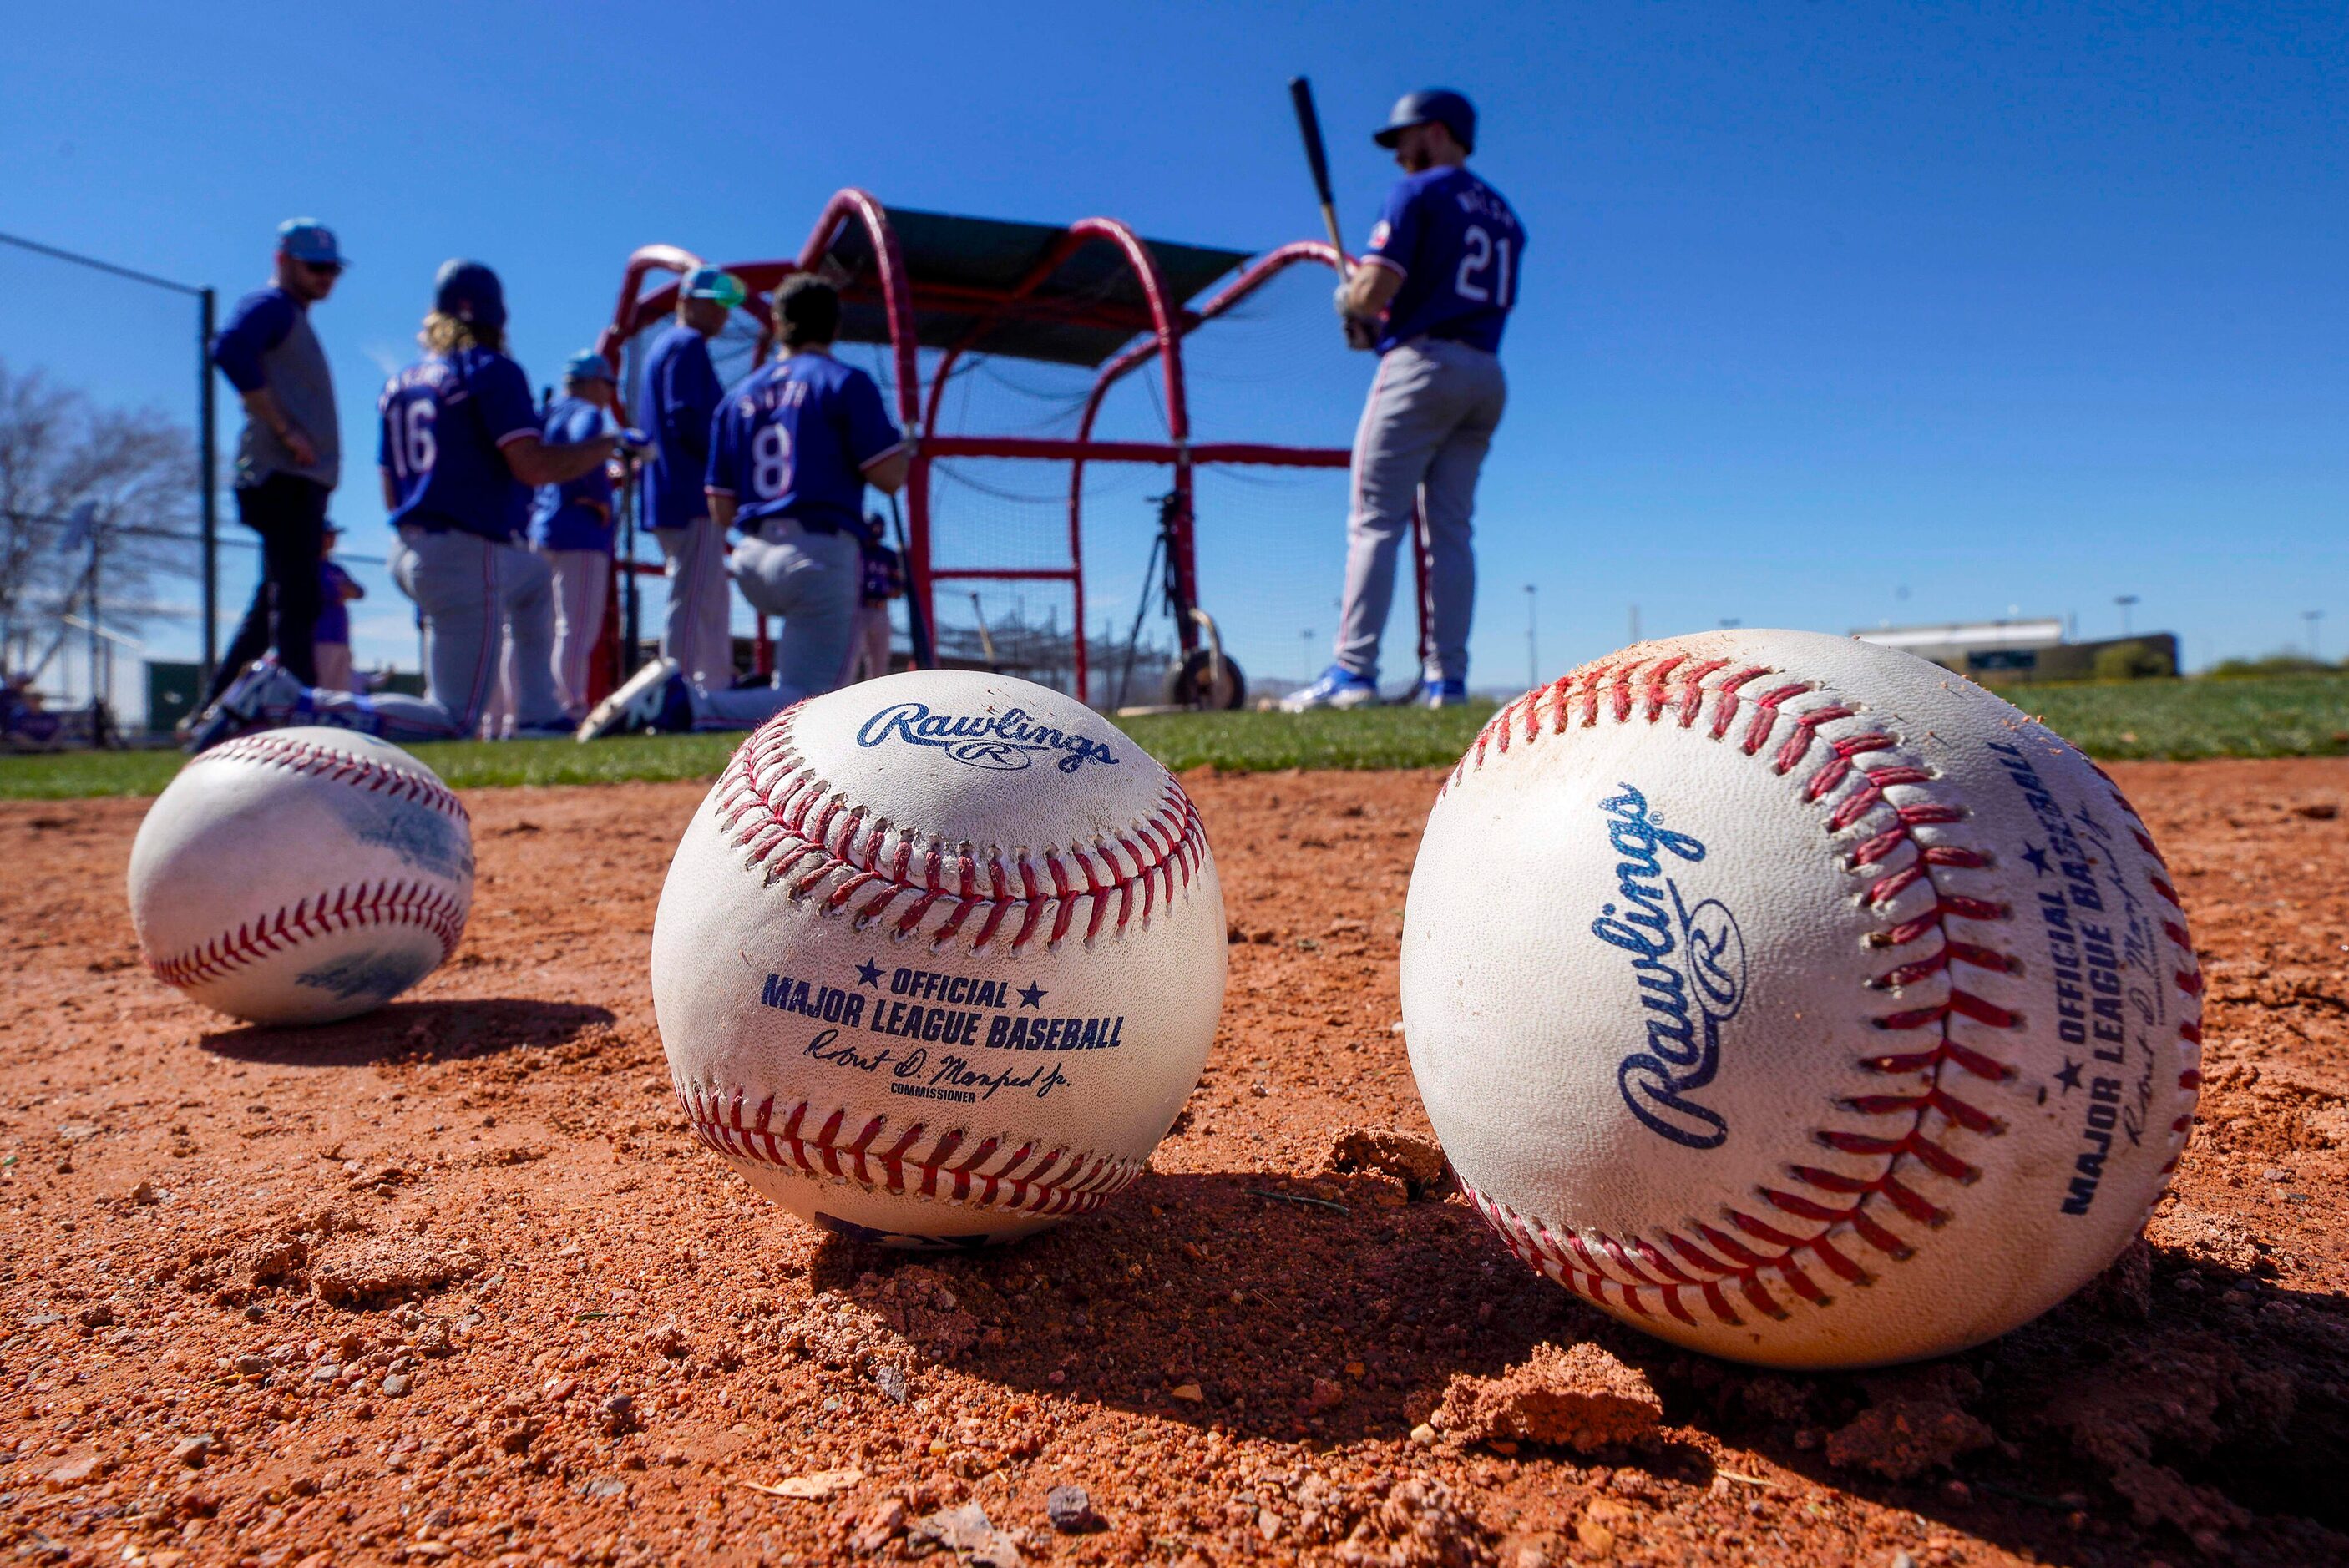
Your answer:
[5,0,2345,702]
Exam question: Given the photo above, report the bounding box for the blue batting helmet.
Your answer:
[1374,89,1476,154]
[433,259,506,331]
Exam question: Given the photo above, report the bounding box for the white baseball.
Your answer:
[1403,630,2201,1368]
[129,728,473,1026]
[651,670,1227,1247]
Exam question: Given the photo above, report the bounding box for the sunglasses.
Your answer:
[300,260,344,278]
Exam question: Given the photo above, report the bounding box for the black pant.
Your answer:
[204,473,330,706]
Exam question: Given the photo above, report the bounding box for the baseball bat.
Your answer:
[1288,76,1346,256]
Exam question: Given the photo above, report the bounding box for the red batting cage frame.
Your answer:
[595,188,1425,705]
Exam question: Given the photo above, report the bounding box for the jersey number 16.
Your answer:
[386,401,438,480]
[1455,224,1515,307]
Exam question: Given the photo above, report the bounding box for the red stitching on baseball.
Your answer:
[194,733,468,824]
[712,704,1209,954]
[1440,654,2198,1328]
[144,879,467,990]
[677,1082,1142,1217]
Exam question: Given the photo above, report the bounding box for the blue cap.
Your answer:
[681,266,746,309]
[276,218,348,266]
[564,350,615,383]
[433,259,506,331]
[1374,89,1476,154]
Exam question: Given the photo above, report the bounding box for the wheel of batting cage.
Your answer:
[1163,648,1246,710]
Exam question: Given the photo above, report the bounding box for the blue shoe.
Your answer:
[576,657,689,741]
[1421,679,1471,709]
[1281,664,1380,712]
[185,655,310,753]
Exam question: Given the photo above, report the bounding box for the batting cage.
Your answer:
[596,190,1431,710]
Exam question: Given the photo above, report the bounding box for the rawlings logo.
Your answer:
[855,701,1117,774]
[1590,784,1747,1151]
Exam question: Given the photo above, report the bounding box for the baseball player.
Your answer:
[532,351,626,721]
[635,266,744,692]
[313,525,363,694]
[580,277,910,737]
[191,260,620,751]
[195,218,347,717]
[846,513,904,683]
[1284,89,1522,711]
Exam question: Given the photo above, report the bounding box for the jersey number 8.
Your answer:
[751,424,795,499]
[1455,224,1515,308]
[387,402,438,480]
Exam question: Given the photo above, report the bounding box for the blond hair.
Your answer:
[419,311,504,356]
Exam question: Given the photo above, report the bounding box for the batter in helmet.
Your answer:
[1287,89,1525,711]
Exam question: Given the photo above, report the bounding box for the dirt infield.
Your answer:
[3,761,2345,1566]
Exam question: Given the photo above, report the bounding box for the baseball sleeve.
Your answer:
[211,291,297,392]
[477,358,540,448]
[703,396,740,498]
[375,381,397,473]
[842,371,908,472]
[1359,182,1421,280]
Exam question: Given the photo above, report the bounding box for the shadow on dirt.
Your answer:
[199,998,617,1066]
[807,1177,2347,1565]
[808,1169,1710,1469]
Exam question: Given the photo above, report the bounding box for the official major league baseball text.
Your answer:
[128,728,474,1027]
[651,670,1226,1247]
[1401,630,2200,1368]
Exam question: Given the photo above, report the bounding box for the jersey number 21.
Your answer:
[1455,225,1515,307]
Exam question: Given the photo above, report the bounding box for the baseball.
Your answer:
[651,670,1226,1247]
[1402,630,2202,1368]
[129,728,474,1027]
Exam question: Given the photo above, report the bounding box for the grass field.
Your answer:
[5,672,2347,801]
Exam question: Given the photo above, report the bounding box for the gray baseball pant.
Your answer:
[656,519,733,688]
[684,519,861,729]
[307,526,565,741]
[542,546,612,721]
[847,600,894,683]
[1333,338,1506,686]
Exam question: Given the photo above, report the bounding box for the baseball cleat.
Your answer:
[509,721,580,741]
[1420,679,1471,708]
[1281,664,1380,712]
[576,657,688,741]
[185,656,310,753]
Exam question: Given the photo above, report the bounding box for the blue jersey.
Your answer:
[529,396,615,553]
[706,352,906,534]
[639,324,722,532]
[316,560,357,645]
[1360,167,1526,355]
[376,347,539,541]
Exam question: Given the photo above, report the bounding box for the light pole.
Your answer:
[2306,610,2325,662]
[1523,584,1537,690]
[0,230,217,689]
[2114,594,2139,637]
